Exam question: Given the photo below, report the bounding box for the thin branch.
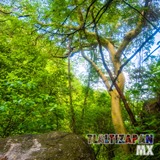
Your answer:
[123,0,157,29]
[51,55,68,59]
[80,47,111,91]
[0,9,12,14]
[51,38,75,58]
[75,0,84,22]
[83,0,97,27]
[143,44,160,62]
[18,14,30,18]
[94,0,114,26]
[81,69,91,120]
[95,32,115,90]
[85,0,114,28]
[68,56,76,133]
[56,0,86,33]
[116,0,151,59]
[51,42,97,59]
[35,24,81,37]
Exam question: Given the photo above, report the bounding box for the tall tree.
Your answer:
[2,0,159,153]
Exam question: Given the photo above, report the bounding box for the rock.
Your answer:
[0,132,95,160]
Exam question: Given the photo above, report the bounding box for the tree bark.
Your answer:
[111,90,126,134]
[110,90,130,153]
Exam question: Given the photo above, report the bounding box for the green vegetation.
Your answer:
[0,0,160,159]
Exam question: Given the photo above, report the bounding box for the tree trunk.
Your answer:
[81,50,130,153]
[110,90,130,153]
[111,90,126,134]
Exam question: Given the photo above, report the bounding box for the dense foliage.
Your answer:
[0,0,160,159]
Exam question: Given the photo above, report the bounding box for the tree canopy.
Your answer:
[0,0,160,159]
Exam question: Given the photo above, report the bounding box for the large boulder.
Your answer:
[0,132,95,160]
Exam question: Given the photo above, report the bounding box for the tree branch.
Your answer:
[94,24,137,126]
[83,0,97,27]
[123,0,157,29]
[116,0,151,59]
[93,0,114,26]
[81,49,111,91]
[84,30,116,55]
[0,9,12,14]
[110,26,160,91]
[74,0,84,26]
[116,19,144,59]
[85,0,114,28]
[143,44,160,62]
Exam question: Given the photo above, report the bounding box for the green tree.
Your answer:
[0,10,70,137]
[1,0,160,154]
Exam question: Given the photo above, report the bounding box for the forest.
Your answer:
[0,0,160,159]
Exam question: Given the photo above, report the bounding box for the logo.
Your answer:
[136,145,154,156]
[86,134,154,144]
